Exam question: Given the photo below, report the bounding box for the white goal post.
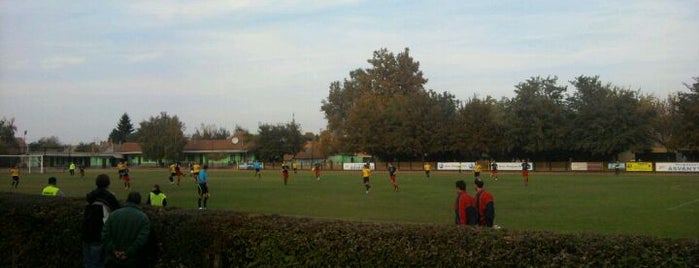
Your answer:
[0,154,44,174]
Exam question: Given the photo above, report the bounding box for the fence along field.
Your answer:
[2,167,698,238]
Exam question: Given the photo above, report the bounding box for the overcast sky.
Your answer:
[1,0,697,145]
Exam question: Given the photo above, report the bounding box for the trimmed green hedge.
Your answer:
[1,192,697,267]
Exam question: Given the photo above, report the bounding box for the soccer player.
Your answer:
[454,180,476,226]
[9,164,20,188]
[253,161,262,179]
[313,162,321,181]
[69,162,76,176]
[282,163,290,185]
[175,162,183,185]
[521,159,530,186]
[192,162,201,180]
[474,178,495,227]
[292,161,298,174]
[473,161,482,179]
[168,162,177,184]
[423,162,431,178]
[490,161,498,180]
[362,163,372,194]
[116,160,132,190]
[197,165,210,209]
[388,163,399,191]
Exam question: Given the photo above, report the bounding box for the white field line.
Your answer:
[668,199,699,210]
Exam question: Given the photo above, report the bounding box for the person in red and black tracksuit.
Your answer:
[474,178,495,227]
[454,180,477,225]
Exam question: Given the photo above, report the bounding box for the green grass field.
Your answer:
[4,168,699,239]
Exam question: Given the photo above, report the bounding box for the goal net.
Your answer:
[0,155,45,174]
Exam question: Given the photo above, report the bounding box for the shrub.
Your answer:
[1,192,697,267]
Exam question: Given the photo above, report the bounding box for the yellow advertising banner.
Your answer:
[625,162,653,172]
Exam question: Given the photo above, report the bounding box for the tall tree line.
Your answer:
[321,48,699,161]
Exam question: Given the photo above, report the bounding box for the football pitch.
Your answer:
[5,168,699,239]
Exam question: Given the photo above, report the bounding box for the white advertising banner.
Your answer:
[655,162,699,172]
[570,162,588,171]
[607,163,627,170]
[497,162,534,171]
[343,162,375,170]
[437,162,475,171]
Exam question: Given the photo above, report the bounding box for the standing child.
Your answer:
[10,164,20,188]
[362,163,372,194]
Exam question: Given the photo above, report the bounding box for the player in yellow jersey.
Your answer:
[10,164,20,188]
[473,162,482,179]
[168,162,177,184]
[423,162,431,178]
[362,163,372,194]
[192,162,201,180]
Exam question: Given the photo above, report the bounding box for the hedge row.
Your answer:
[1,192,697,267]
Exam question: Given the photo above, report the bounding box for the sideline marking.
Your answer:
[668,199,699,210]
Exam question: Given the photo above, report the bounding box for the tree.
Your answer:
[252,120,305,162]
[674,77,699,160]
[191,124,231,140]
[504,76,570,160]
[567,76,655,160]
[452,96,507,160]
[29,136,64,152]
[109,113,135,144]
[322,47,445,160]
[74,142,99,153]
[137,112,188,163]
[0,117,19,155]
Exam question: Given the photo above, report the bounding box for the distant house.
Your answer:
[113,136,251,168]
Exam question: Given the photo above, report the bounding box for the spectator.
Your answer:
[83,174,121,268]
[474,178,495,227]
[146,184,167,207]
[454,180,477,225]
[102,192,151,268]
[42,177,64,196]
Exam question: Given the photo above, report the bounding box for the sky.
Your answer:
[1,0,698,145]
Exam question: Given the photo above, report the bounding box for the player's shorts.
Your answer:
[255,168,261,173]
[170,172,177,177]
[474,172,481,177]
[12,176,19,181]
[522,170,529,177]
[123,175,130,182]
[193,172,199,178]
[390,175,396,183]
[491,170,498,175]
[198,183,209,195]
[363,177,370,185]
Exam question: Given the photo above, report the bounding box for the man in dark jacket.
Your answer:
[102,191,151,268]
[83,174,121,268]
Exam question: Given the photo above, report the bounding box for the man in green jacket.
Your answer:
[102,192,151,267]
